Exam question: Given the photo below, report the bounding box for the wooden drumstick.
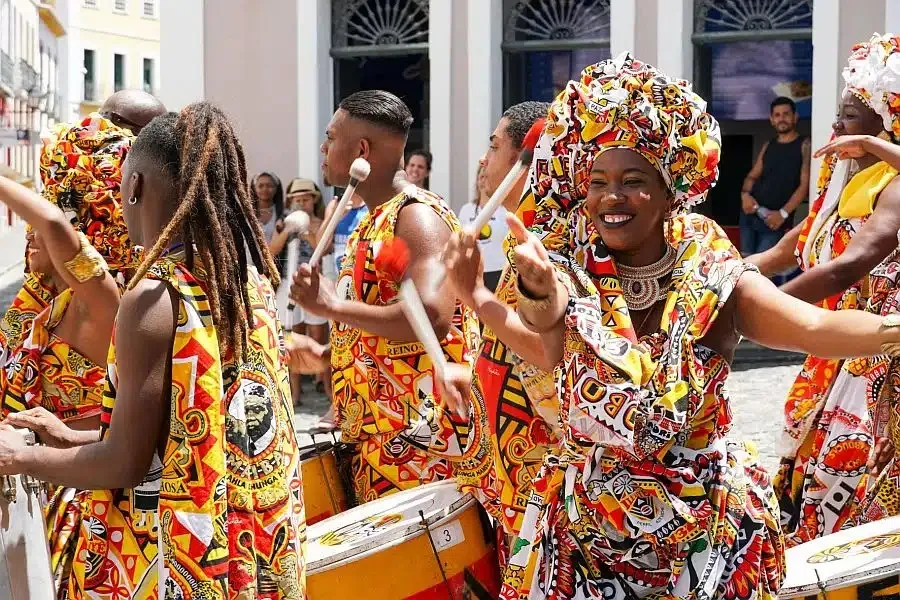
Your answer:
[309,157,370,269]
[398,279,449,381]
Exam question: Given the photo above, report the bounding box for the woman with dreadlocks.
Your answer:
[0,102,305,599]
[0,115,134,597]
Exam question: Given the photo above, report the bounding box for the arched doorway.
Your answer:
[502,0,611,108]
[331,0,430,151]
[692,0,814,242]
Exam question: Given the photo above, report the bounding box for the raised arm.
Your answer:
[736,269,900,358]
[441,231,553,369]
[0,278,176,488]
[779,178,900,303]
[0,176,120,327]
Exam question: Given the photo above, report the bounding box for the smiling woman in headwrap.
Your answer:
[0,113,134,597]
[460,53,900,600]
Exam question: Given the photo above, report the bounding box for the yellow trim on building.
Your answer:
[38,1,66,38]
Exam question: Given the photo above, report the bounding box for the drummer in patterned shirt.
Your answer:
[290,90,479,505]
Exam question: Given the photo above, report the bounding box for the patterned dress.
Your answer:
[0,289,106,598]
[330,189,479,504]
[456,257,562,553]
[0,271,56,365]
[69,257,305,599]
[775,159,899,545]
[501,215,784,600]
[850,247,900,523]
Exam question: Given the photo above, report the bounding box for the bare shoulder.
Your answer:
[117,278,177,342]
[395,200,452,243]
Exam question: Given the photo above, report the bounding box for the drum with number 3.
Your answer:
[305,480,500,599]
[781,514,900,598]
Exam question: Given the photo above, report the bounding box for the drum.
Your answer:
[0,430,54,599]
[306,480,501,600]
[299,441,349,525]
[781,515,900,598]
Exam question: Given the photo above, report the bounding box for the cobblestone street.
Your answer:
[0,261,800,476]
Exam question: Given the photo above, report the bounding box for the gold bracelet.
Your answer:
[63,231,109,283]
[881,313,900,356]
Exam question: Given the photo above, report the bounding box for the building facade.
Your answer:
[161,0,900,222]
[0,0,66,230]
[66,0,159,120]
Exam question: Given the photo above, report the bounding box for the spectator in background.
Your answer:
[319,191,368,276]
[456,164,509,292]
[271,178,329,404]
[741,97,810,279]
[251,171,286,277]
[404,149,432,189]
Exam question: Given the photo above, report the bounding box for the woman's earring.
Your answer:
[128,195,138,205]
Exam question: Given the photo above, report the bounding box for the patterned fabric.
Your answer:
[842,33,900,139]
[69,257,305,599]
[0,289,105,596]
[40,113,136,272]
[849,248,900,524]
[330,189,479,503]
[502,214,784,600]
[0,271,55,367]
[775,159,899,546]
[456,255,562,544]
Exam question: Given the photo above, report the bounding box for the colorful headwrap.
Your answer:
[523,52,721,256]
[39,114,135,272]
[843,33,900,138]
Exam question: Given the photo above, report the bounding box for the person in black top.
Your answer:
[741,97,811,269]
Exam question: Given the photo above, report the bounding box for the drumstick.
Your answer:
[398,279,449,381]
[468,118,544,236]
[309,157,370,269]
[283,210,311,313]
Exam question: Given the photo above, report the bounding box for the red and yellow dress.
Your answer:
[330,189,479,504]
[457,200,563,559]
[69,256,305,599]
[775,158,899,545]
[0,271,56,365]
[502,215,784,600]
[0,289,106,597]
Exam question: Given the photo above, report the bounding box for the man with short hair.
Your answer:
[446,101,560,552]
[404,149,432,189]
[741,96,810,265]
[290,90,478,503]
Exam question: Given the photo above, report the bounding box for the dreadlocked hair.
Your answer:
[127,102,279,361]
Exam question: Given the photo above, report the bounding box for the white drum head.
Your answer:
[781,515,900,597]
[306,480,472,573]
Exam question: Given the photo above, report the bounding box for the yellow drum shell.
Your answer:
[299,443,349,525]
[307,483,500,600]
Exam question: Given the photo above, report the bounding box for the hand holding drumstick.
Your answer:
[376,238,471,418]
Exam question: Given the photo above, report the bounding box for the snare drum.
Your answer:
[306,480,501,599]
[781,515,900,598]
[0,430,55,599]
[299,441,349,525]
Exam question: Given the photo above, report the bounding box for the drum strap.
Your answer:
[333,442,359,509]
[419,509,455,600]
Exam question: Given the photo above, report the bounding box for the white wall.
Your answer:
[158,0,204,111]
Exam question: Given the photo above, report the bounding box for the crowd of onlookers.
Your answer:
[253,146,516,405]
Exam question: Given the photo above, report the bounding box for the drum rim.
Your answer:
[779,560,900,597]
[307,482,475,573]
